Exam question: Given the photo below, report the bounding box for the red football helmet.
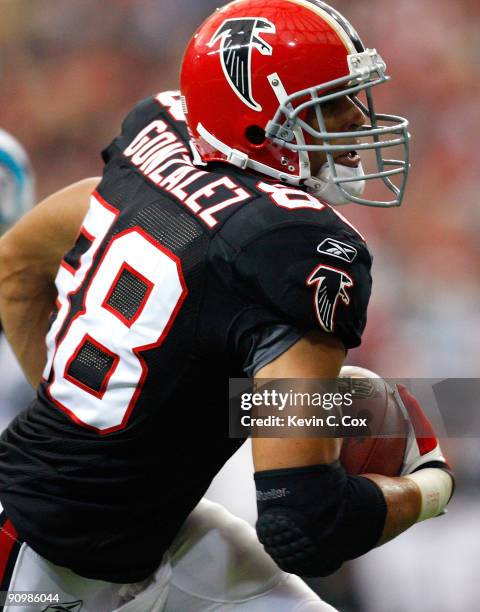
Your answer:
[180,0,410,207]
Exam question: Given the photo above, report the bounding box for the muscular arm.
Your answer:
[253,330,421,549]
[252,330,344,469]
[0,177,99,386]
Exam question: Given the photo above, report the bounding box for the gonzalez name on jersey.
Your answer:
[0,91,372,583]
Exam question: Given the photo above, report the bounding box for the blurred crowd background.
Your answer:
[0,1,479,610]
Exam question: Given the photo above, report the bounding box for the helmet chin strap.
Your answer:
[267,73,311,182]
[306,161,367,206]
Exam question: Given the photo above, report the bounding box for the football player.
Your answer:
[0,129,35,427]
[0,1,453,610]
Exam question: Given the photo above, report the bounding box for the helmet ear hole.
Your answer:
[245,125,266,146]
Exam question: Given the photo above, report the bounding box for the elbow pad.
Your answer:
[255,462,387,577]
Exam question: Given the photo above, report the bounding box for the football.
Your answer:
[339,366,409,476]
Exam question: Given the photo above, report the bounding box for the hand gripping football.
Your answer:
[339,366,409,476]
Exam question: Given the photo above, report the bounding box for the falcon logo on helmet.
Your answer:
[207,18,276,111]
[307,265,353,332]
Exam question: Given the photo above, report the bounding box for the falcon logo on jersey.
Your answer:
[307,265,354,333]
[317,238,358,263]
[207,18,276,111]
[42,602,83,612]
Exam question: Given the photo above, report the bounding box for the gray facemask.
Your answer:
[265,49,411,208]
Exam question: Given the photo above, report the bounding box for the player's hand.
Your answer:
[395,384,452,477]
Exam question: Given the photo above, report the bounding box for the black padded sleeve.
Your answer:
[255,462,387,577]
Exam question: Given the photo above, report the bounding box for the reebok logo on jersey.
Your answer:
[307,265,354,333]
[317,238,358,263]
[207,18,276,111]
[42,601,83,612]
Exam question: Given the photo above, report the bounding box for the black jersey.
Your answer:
[0,91,372,582]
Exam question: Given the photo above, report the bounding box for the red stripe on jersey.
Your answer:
[0,519,18,585]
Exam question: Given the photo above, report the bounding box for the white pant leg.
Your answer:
[112,556,171,612]
[4,544,123,612]
[0,499,337,612]
[163,499,337,612]
[0,502,169,612]
[166,575,337,612]
[0,498,125,612]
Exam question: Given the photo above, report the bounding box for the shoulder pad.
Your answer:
[229,210,372,348]
[218,179,367,253]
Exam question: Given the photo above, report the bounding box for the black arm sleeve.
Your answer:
[255,462,387,577]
